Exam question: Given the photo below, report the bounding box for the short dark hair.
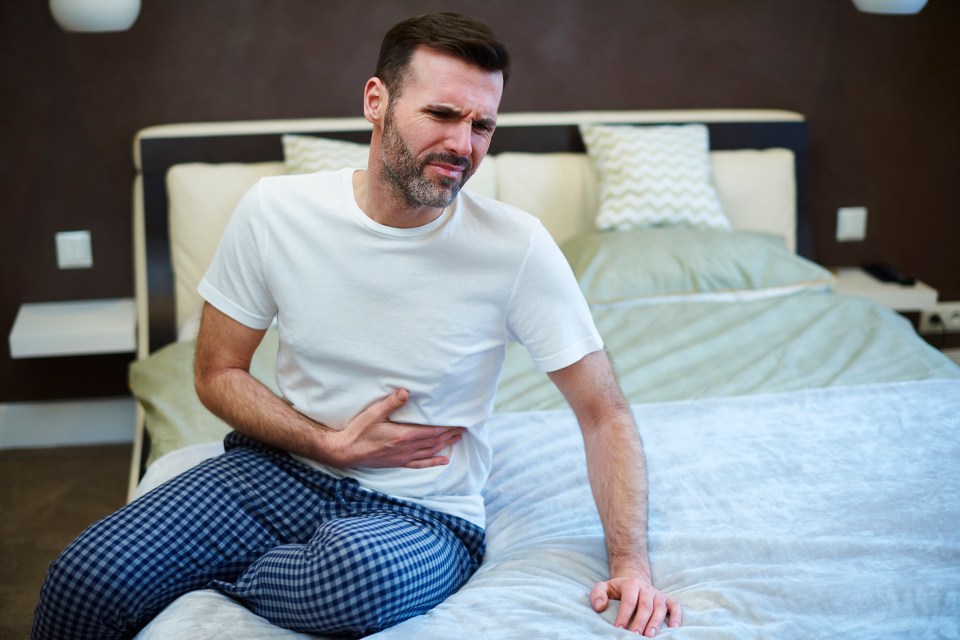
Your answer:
[375,12,510,98]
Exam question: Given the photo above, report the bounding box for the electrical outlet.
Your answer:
[919,301,960,334]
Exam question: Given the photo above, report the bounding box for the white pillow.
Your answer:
[579,123,731,231]
[282,134,370,173]
[496,153,598,246]
[462,156,498,200]
[166,162,286,336]
[709,148,796,253]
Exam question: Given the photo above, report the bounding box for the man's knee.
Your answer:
[223,514,472,635]
[33,532,138,639]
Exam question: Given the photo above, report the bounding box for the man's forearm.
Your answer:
[196,364,336,463]
[547,351,653,578]
[193,303,347,465]
[580,411,652,580]
[550,351,680,635]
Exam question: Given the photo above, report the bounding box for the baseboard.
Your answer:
[0,396,136,449]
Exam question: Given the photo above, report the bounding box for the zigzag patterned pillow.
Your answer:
[282,134,370,174]
[579,123,731,231]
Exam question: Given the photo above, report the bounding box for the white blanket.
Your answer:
[137,379,960,639]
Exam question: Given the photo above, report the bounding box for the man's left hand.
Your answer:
[590,576,682,637]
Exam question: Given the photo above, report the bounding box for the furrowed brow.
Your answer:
[425,104,497,130]
[474,115,497,131]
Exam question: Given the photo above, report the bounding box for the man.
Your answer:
[33,12,680,639]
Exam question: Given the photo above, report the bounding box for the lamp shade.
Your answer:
[851,0,928,14]
[49,0,141,32]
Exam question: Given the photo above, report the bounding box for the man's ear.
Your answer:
[363,78,389,125]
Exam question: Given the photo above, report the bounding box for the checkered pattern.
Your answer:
[32,432,485,639]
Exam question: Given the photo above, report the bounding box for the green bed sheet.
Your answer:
[131,291,958,466]
[494,292,959,411]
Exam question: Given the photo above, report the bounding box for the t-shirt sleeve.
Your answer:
[197,181,278,329]
[505,221,603,372]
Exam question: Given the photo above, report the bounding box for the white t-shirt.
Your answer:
[199,168,602,527]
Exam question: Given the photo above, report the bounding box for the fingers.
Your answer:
[392,425,464,452]
[403,454,451,469]
[589,582,609,613]
[591,578,681,636]
[344,389,468,468]
[362,390,464,446]
[666,596,682,628]
[365,388,409,422]
[614,580,641,631]
[400,430,465,468]
[641,592,668,637]
[435,426,466,448]
[349,388,410,436]
[629,586,670,637]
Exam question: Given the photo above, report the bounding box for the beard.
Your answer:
[380,109,473,210]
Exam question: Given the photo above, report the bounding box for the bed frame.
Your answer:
[129,108,810,494]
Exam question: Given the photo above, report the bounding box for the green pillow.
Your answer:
[561,228,834,305]
[129,329,280,465]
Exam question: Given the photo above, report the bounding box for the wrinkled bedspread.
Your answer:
[136,379,960,639]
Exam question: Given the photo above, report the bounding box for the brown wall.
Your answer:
[1,0,958,402]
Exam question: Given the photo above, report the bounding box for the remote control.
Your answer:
[863,263,916,286]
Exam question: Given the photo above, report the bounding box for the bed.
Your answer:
[126,110,960,639]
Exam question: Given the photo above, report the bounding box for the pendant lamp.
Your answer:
[851,0,928,14]
[50,0,141,32]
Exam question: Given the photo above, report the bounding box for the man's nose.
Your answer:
[445,122,473,158]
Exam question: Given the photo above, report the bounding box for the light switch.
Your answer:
[836,207,867,242]
[56,230,93,269]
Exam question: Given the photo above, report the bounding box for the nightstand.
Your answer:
[4,298,138,449]
[9,298,136,358]
[831,267,938,312]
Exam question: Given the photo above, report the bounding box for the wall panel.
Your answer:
[1,0,957,401]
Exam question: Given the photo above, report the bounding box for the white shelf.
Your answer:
[9,298,136,358]
[832,268,938,312]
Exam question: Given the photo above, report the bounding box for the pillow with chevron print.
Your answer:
[282,134,370,174]
[579,123,731,231]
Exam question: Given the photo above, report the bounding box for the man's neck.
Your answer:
[352,168,445,229]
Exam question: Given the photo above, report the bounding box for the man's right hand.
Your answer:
[331,389,465,469]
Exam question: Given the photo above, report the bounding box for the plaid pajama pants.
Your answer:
[32,432,485,639]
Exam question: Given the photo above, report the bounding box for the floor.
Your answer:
[0,443,131,640]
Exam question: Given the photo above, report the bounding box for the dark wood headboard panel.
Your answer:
[136,114,810,353]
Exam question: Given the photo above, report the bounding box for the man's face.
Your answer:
[378,47,504,210]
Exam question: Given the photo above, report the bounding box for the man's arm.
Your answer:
[194,303,464,469]
[547,350,682,637]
